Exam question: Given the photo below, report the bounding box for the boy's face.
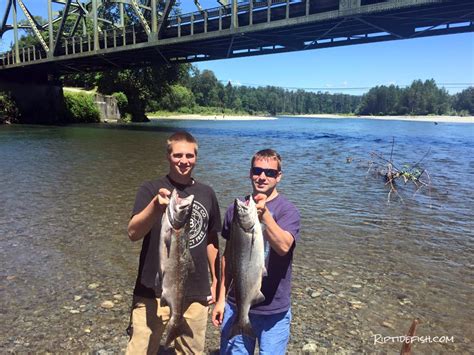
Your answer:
[250,157,281,195]
[168,141,197,178]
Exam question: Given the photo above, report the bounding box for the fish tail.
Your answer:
[164,315,193,348]
[229,318,255,340]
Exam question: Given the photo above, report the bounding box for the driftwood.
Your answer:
[400,318,420,355]
[362,138,432,204]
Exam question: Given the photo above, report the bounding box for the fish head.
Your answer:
[168,189,194,229]
[233,196,258,232]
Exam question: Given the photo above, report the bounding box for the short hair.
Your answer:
[167,131,198,155]
[251,149,282,171]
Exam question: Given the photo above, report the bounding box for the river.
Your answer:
[0,117,473,353]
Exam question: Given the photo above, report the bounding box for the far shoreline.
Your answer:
[143,113,474,123]
[281,113,474,123]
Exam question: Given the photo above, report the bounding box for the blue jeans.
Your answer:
[220,302,292,355]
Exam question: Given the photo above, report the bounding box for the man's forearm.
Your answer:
[262,210,294,256]
[207,243,219,283]
[127,197,163,241]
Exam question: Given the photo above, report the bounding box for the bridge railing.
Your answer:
[0,0,395,69]
[0,0,338,68]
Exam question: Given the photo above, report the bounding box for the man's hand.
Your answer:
[254,193,268,220]
[155,188,171,210]
[212,301,225,327]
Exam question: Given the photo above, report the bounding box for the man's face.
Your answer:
[168,141,197,178]
[250,158,281,195]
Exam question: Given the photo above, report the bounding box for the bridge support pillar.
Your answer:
[0,72,65,124]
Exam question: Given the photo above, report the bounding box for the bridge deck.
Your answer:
[0,0,473,76]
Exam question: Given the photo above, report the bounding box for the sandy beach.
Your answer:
[147,114,276,121]
[284,113,474,123]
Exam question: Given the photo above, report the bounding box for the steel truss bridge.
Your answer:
[0,0,473,76]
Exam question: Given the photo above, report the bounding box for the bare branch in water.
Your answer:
[358,140,432,204]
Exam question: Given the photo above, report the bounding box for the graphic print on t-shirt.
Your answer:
[189,200,208,248]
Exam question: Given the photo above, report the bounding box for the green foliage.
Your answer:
[190,69,222,107]
[452,87,474,115]
[62,73,100,90]
[0,91,20,123]
[358,79,451,116]
[160,85,195,111]
[63,92,100,123]
[112,91,128,114]
[97,64,187,122]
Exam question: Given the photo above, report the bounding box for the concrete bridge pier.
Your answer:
[0,72,65,124]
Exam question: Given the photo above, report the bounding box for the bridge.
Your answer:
[1,0,473,76]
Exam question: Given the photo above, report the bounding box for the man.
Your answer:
[127,131,221,354]
[212,149,300,354]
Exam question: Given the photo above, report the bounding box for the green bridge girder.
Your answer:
[0,0,473,76]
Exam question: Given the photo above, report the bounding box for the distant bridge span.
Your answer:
[0,0,473,77]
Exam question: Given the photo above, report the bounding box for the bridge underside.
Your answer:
[1,0,473,77]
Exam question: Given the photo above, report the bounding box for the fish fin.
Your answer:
[229,319,255,340]
[164,316,193,348]
[262,266,268,277]
[252,291,265,306]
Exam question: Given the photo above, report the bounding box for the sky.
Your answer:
[1,0,473,95]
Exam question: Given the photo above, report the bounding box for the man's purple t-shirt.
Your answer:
[222,194,300,315]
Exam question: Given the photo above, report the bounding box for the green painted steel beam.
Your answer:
[17,0,49,52]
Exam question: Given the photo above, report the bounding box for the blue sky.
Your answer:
[1,0,473,95]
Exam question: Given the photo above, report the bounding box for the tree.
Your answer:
[453,87,474,115]
[190,69,222,107]
[160,84,195,111]
[97,64,186,121]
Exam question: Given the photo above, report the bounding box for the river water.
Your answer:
[1,117,473,353]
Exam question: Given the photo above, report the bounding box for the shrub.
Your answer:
[0,91,20,123]
[112,91,128,114]
[63,91,100,123]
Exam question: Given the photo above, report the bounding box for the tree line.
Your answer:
[62,66,474,121]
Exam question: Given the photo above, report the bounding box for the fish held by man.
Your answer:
[157,189,195,348]
[228,196,267,339]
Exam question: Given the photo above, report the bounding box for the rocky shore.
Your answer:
[3,257,466,354]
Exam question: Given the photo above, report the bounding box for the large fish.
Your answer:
[228,196,266,339]
[157,189,195,348]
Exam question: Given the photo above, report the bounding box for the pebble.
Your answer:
[113,294,123,301]
[100,301,114,309]
[382,321,395,329]
[6,275,16,281]
[69,310,80,314]
[323,275,335,281]
[349,300,364,310]
[84,328,91,333]
[74,295,82,301]
[302,342,318,353]
[88,283,100,290]
[311,291,322,298]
